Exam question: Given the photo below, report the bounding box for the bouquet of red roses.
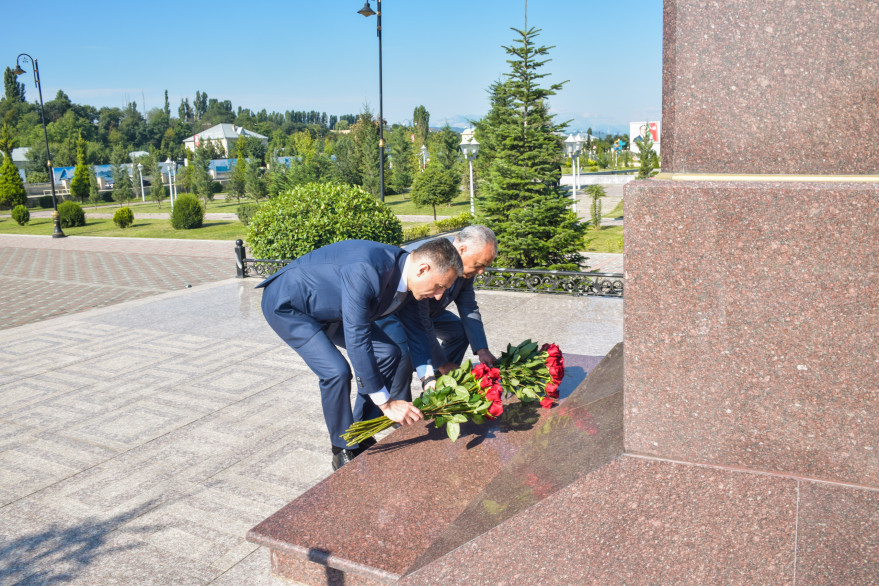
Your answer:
[495,339,565,408]
[341,340,564,446]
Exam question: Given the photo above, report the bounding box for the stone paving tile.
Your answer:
[0,239,625,584]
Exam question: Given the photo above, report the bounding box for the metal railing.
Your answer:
[234,239,623,297]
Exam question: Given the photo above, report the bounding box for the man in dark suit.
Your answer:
[257,238,463,470]
[382,226,498,396]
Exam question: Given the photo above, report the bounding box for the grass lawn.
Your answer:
[583,225,623,253]
[382,189,471,217]
[0,216,248,240]
[603,198,624,218]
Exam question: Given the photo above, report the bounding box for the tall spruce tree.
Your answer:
[478,27,584,270]
[69,135,90,203]
[3,67,25,103]
[0,155,27,209]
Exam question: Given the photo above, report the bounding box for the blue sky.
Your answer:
[4,0,662,134]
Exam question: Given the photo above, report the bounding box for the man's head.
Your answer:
[453,225,497,278]
[408,237,463,300]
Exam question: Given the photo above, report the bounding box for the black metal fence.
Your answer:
[234,239,623,298]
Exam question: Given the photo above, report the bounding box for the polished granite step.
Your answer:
[246,348,621,583]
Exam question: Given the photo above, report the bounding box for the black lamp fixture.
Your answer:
[14,53,65,238]
[357,0,385,202]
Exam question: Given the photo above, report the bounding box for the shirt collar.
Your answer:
[397,255,410,293]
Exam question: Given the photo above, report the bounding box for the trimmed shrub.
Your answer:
[434,211,473,233]
[113,206,134,228]
[170,193,204,229]
[57,200,85,228]
[237,203,259,226]
[247,182,402,260]
[38,195,54,208]
[403,224,431,242]
[11,204,30,226]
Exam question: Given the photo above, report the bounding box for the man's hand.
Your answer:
[378,399,423,425]
[437,362,458,375]
[476,348,497,367]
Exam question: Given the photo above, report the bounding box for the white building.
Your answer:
[182,124,267,157]
[629,121,661,157]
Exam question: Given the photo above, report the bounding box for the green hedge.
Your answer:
[11,205,30,226]
[237,203,259,226]
[246,182,402,260]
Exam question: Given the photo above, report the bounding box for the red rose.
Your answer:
[545,382,559,398]
[540,343,550,352]
[488,400,504,418]
[548,365,564,381]
[485,387,501,402]
[479,376,492,388]
[540,396,554,409]
[488,367,501,380]
[472,364,489,379]
[546,344,562,358]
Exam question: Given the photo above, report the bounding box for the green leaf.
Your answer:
[449,414,468,424]
[446,421,460,442]
[435,415,447,428]
[471,414,485,424]
[437,374,456,389]
[453,386,470,401]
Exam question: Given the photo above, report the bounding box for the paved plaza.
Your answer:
[0,235,624,584]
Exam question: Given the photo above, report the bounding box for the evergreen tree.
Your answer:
[387,125,415,194]
[351,109,383,197]
[635,123,655,179]
[413,105,430,147]
[0,123,15,159]
[111,163,134,204]
[190,143,213,207]
[3,67,26,103]
[163,90,171,117]
[88,166,101,208]
[229,144,247,202]
[244,155,266,202]
[587,184,605,231]
[70,135,91,203]
[431,125,462,172]
[149,157,166,206]
[0,155,27,209]
[478,27,584,270]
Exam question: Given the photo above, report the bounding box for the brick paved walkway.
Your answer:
[0,235,238,331]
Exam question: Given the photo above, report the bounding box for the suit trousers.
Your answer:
[277,321,401,450]
[380,310,470,398]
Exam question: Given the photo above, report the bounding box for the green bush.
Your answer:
[11,205,30,226]
[57,200,85,228]
[38,195,54,208]
[434,211,473,233]
[246,182,402,259]
[113,206,134,228]
[237,203,260,226]
[403,224,431,242]
[170,193,204,229]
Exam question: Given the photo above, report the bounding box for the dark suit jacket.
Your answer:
[257,240,427,395]
[417,276,488,366]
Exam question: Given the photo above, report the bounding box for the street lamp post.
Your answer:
[574,132,585,195]
[420,144,428,171]
[137,162,145,202]
[358,0,385,202]
[459,133,479,215]
[563,134,579,214]
[14,53,65,238]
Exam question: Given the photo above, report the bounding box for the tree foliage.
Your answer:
[476,27,584,270]
[413,105,430,147]
[0,155,26,209]
[69,135,90,203]
[410,163,459,220]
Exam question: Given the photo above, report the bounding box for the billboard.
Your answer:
[629,121,661,157]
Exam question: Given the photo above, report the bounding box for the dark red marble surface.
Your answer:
[796,482,879,584]
[662,0,879,175]
[247,352,610,582]
[624,180,879,487]
[402,456,799,584]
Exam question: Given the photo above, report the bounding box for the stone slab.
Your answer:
[246,348,621,583]
[662,0,879,174]
[624,179,879,487]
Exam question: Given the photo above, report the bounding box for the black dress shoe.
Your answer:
[332,449,356,471]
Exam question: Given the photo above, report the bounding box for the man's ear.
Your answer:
[457,243,467,256]
[415,261,431,278]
